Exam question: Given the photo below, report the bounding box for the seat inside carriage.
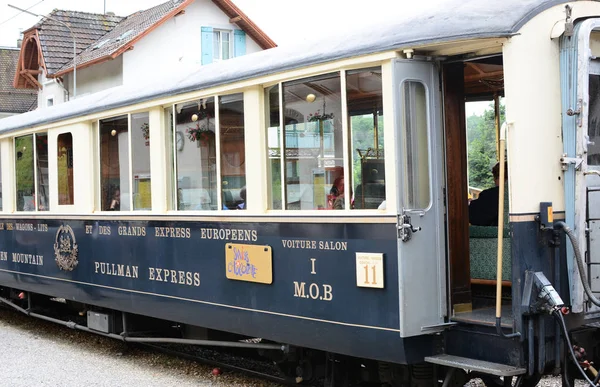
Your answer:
[445,55,513,326]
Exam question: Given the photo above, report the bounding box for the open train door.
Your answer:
[393,59,447,337]
[561,19,600,315]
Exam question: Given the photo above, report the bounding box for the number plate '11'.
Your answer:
[355,253,384,289]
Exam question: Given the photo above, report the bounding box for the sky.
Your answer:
[0,0,444,48]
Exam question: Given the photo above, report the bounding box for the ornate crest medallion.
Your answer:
[54,225,79,271]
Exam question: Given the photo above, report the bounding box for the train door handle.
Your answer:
[398,215,421,242]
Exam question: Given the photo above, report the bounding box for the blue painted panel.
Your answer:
[560,25,582,300]
[201,26,213,65]
[0,218,416,363]
[234,30,246,57]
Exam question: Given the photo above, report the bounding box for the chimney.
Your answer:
[106,11,115,16]
[17,30,23,48]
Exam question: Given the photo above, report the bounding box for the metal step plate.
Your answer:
[425,354,526,376]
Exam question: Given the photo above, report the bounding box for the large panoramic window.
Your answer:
[173,94,246,211]
[266,67,386,211]
[99,113,153,211]
[282,72,343,210]
[175,97,217,210]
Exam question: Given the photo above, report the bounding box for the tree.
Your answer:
[467,103,505,189]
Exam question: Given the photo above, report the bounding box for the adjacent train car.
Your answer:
[3,0,600,385]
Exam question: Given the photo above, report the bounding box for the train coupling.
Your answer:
[522,271,564,314]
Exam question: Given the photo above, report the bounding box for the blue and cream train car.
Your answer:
[2,0,600,385]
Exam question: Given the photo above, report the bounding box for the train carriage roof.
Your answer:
[0,0,568,133]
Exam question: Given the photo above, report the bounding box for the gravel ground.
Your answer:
[0,307,283,387]
[0,306,592,387]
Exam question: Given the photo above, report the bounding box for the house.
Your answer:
[13,0,276,109]
[0,47,37,118]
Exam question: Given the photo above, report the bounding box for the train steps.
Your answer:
[424,354,526,377]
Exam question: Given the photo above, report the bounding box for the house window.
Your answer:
[47,97,54,107]
[213,30,231,61]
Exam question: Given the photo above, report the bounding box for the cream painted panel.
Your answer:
[49,122,94,213]
[243,88,266,213]
[1,139,15,212]
[381,61,397,214]
[504,2,600,215]
[503,10,563,214]
[149,108,167,212]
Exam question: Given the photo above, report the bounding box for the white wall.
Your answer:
[38,71,67,109]
[122,0,262,86]
[63,56,123,99]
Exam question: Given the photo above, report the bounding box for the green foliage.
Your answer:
[15,136,34,195]
[467,103,505,189]
[351,114,384,186]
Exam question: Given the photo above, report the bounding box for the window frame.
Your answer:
[97,110,153,213]
[170,92,246,212]
[267,67,387,212]
[213,29,233,62]
[14,132,48,212]
[56,132,74,206]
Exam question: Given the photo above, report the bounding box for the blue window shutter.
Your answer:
[234,30,246,57]
[201,26,213,65]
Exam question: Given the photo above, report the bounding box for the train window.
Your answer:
[15,135,33,211]
[175,97,216,210]
[15,133,48,211]
[165,106,175,210]
[57,133,74,205]
[131,112,151,210]
[282,72,343,210]
[401,81,430,210]
[219,93,246,210]
[266,86,281,209]
[347,68,385,210]
[100,115,129,211]
[36,133,49,211]
[0,146,2,211]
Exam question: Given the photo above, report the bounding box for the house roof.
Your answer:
[54,0,193,77]
[211,0,276,50]
[35,10,124,75]
[14,0,277,86]
[0,48,37,114]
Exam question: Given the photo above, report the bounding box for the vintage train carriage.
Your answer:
[2,0,600,385]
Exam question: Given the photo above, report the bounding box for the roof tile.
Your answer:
[37,10,123,74]
[0,48,37,113]
[57,0,187,74]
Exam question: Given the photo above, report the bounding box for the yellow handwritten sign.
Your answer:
[225,243,272,284]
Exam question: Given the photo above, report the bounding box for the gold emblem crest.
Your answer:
[54,225,79,271]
